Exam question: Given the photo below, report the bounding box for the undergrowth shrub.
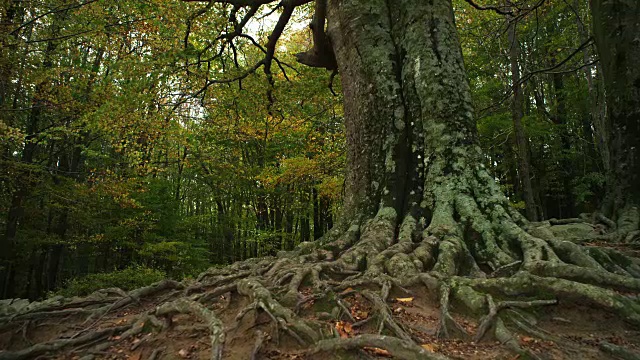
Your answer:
[55,266,166,297]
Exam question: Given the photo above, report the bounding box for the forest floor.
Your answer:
[1,241,640,360]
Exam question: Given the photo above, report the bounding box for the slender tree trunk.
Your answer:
[0,10,66,297]
[593,62,609,171]
[569,1,596,152]
[313,188,324,239]
[574,6,600,172]
[552,71,576,218]
[322,197,333,232]
[301,217,310,243]
[506,12,538,221]
[0,0,21,109]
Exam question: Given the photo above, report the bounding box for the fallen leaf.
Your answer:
[335,321,354,338]
[521,336,534,343]
[355,311,368,320]
[178,348,189,358]
[340,287,354,295]
[364,347,391,356]
[421,343,439,352]
[395,297,414,303]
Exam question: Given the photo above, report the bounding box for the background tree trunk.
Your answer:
[591,0,640,213]
[591,0,640,233]
[507,11,538,221]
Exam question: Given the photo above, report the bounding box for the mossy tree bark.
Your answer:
[591,0,640,239]
[324,0,535,273]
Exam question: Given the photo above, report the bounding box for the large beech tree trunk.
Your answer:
[329,0,473,219]
[591,0,640,237]
[325,0,526,271]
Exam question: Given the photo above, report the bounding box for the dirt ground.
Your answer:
[2,280,639,360]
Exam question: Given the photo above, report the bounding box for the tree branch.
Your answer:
[177,0,312,106]
[295,0,337,70]
[478,37,594,117]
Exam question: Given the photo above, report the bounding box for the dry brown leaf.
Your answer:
[356,311,368,320]
[335,321,354,338]
[340,287,354,295]
[421,343,439,352]
[521,336,534,343]
[364,347,391,357]
[128,351,142,360]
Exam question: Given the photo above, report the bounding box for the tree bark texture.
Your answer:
[506,12,538,221]
[591,0,640,233]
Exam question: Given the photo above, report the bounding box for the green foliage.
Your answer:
[456,0,605,218]
[0,0,344,300]
[0,0,608,301]
[55,267,166,298]
[572,172,606,210]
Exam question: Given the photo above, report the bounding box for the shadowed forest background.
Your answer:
[0,0,612,301]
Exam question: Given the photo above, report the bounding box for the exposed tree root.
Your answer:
[0,280,182,326]
[599,341,640,360]
[156,298,225,360]
[147,347,163,360]
[361,289,413,342]
[1,205,640,359]
[435,283,470,340]
[593,206,640,243]
[0,324,131,360]
[473,295,556,342]
[236,278,320,345]
[250,330,266,360]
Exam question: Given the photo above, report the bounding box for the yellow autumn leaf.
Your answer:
[421,343,439,352]
[395,297,414,303]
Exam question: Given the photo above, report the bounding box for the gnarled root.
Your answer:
[0,324,132,360]
[156,298,225,360]
[236,278,320,345]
